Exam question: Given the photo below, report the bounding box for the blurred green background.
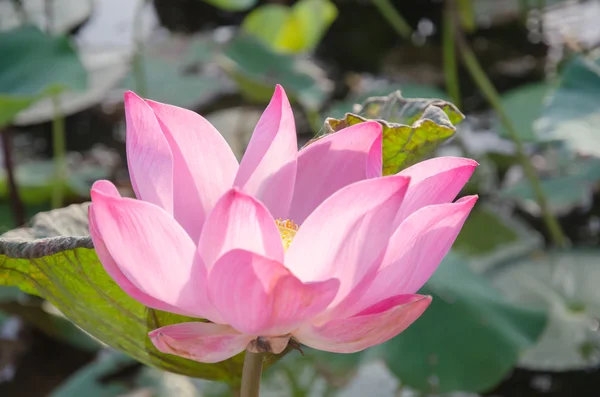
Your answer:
[2,0,600,396]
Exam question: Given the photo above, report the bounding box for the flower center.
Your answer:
[275,219,298,251]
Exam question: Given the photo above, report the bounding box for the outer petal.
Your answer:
[356,196,478,313]
[89,181,191,316]
[293,294,431,353]
[285,175,410,301]
[394,157,477,227]
[146,99,239,241]
[288,121,383,224]
[124,91,173,213]
[234,85,297,218]
[90,181,208,316]
[149,322,253,363]
[198,189,284,270]
[207,249,339,336]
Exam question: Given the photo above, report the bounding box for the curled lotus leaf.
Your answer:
[320,91,465,175]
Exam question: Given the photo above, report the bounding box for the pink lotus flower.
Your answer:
[89,85,478,363]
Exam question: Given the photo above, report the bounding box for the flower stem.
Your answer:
[132,0,149,97]
[1,128,25,226]
[240,352,263,397]
[456,0,475,32]
[455,31,567,248]
[443,1,461,108]
[443,0,478,162]
[372,0,412,39]
[51,95,67,209]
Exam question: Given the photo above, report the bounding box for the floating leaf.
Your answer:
[537,51,600,155]
[0,203,49,234]
[380,252,547,393]
[206,107,262,160]
[305,348,364,389]
[49,350,199,397]
[0,159,111,205]
[0,204,247,383]
[0,0,93,35]
[0,26,86,128]
[49,353,139,397]
[266,346,365,395]
[323,92,463,175]
[491,249,600,371]
[500,157,600,216]
[15,50,129,126]
[220,35,332,111]
[122,35,232,109]
[453,205,543,273]
[497,82,549,141]
[0,286,21,303]
[242,0,337,54]
[0,296,99,352]
[123,56,222,109]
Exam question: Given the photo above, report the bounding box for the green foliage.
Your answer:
[122,37,225,109]
[537,51,600,155]
[497,82,549,141]
[0,293,100,352]
[49,350,199,397]
[0,26,86,128]
[0,204,246,384]
[453,205,543,272]
[454,208,519,256]
[380,252,547,393]
[201,0,257,12]
[0,286,20,302]
[242,0,337,54]
[0,245,245,381]
[491,249,600,371]
[0,160,109,205]
[500,157,600,215]
[265,347,365,395]
[323,92,463,175]
[457,0,476,32]
[220,35,332,111]
[0,203,49,233]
